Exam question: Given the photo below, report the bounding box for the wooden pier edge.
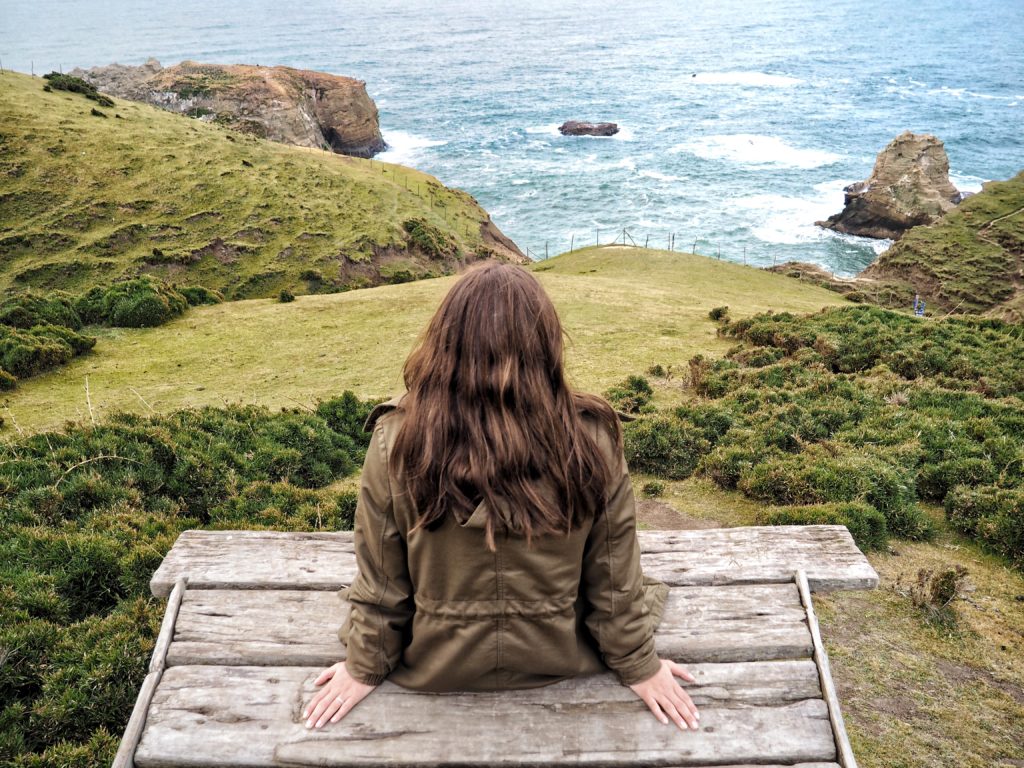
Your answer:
[112,576,187,768]
[796,569,858,768]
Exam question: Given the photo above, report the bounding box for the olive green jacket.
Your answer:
[337,393,669,692]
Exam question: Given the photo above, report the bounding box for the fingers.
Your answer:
[641,694,669,725]
[669,661,697,683]
[306,692,346,729]
[659,697,689,731]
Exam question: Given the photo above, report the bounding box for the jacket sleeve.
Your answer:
[343,420,415,685]
[581,423,662,686]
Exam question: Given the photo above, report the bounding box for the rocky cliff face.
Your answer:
[71,59,386,158]
[816,131,962,240]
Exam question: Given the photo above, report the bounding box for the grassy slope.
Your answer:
[861,171,1024,317]
[0,70,513,299]
[0,245,846,434]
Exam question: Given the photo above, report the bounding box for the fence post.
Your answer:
[644,235,649,248]
[570,234,574,252]
[545,241,548,259]
[692,238,697,254]
[743,245,746,264]
[596,229,599,246]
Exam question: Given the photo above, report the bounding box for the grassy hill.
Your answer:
[861,170,1024,318]
[0,246,846,434]
[0,70,522,299]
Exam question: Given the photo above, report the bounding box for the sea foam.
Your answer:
[672,134,842,169]
[376,130,448,164]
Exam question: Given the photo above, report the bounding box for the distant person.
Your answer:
[302,261,700,731]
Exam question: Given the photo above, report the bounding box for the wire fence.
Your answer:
[521,226,811,273]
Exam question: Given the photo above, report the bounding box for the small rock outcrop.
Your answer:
[559,121,619,137]
[71,59,386,158]
[816,131,962,240]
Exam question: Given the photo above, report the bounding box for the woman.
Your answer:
[302,261,700,731]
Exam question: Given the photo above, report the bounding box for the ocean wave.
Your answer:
[671,134,842,169]
[638,169,683,183]
[733,185,892,257]
[950,173,986,194]
[685,71,803,87]
[376,130,448,164]
[525,123,562,136]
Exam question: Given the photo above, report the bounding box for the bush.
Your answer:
[403,218,456,259]
[42,73,115,107]
[0,324,96,379]
[646,363,667,378]
[178,285,224,306]
[737,449,931,540]
[75,276,189,328]
[758,502,888,551]
[604,375,654,414]
[640,480,665,498]
[0,391,377,763]
[0,291,83,330]
[708,305,730,322]
[279,288,296,302]
[945,485,1024,566]
[624,416,710,480]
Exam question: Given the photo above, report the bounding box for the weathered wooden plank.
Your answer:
[114,577,187,768]
[112,670,160,768]
[797,569,858,768]
[149,576,186,675]
[166,583,810,667]
[150,526,877,598]
[134,661,833,767]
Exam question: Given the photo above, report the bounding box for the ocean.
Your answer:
[1,0,1022,275]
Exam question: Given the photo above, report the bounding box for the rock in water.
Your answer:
[558,120,619,137]
[816,131,962,240]
[71,59,386,158]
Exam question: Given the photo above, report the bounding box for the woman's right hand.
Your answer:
[628,659,700,730]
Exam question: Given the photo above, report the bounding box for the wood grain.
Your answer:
[166,583,811,667]
[134,661,834,767]
[150,526,878,598]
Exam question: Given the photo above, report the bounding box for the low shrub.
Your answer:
[945,485,1024,566]
[708,305,730,322]
[0,390,377,763]
[604,375,654,414]
[42,73,114,107]
[279,288,296,302]
[75,276,189,328]
[403,218,456,259]
[624,416,710,480]
[640,480,665,498]
[178,285,224,306]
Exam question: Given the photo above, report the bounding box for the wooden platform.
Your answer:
[117,525,877,768]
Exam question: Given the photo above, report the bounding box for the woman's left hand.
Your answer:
[302,661,378,728]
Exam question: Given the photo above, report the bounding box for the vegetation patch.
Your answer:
[41,73,115,107]
[0,392,376,764]
[624,304,1024,563]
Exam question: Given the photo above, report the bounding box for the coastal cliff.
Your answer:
[0,70,524,299]
[817,131,963,240]
[71,59,386,158]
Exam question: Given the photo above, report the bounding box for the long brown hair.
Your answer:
[391,261,621,550]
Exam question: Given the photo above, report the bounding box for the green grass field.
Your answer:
[0,246,847,434]
[0,70,517,299]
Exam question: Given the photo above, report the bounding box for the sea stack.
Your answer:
[816,131,962,240]
[558,121,619,137]
[71,59,387,158]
